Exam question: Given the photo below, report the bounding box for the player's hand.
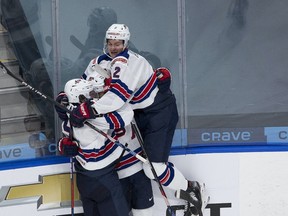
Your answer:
[58,137,79,156]
[70,99,97,127]
[155,67,171,92]
[156,67,171,81]
[55,91,69,121]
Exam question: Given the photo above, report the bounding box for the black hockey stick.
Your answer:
[70,35,85,53]
[70,35,110,78]
[69,156,75,216]
[131,121,176,216]
[68,120,75,216]
[89,123,147,163]
[0,60,147,164]
[0,60,50,100]
[1,60,184,214]
[0,60,75,214]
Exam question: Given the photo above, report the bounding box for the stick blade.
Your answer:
[166,206,176,216]
[0,60,8,77]
[91,63,110,78]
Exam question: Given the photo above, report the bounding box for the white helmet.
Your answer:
[87,73,107,93]
[64,79,94,103]
[105,24,130,48]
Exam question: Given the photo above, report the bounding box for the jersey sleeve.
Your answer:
[82,58,96,79]
[82,56,111,80]
[92,55,139,114]
[91,52,157,113]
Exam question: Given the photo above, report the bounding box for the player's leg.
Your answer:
[75,162,130,216]
[136,101,206,214]
[75,171,102,216]
[80,195,100,216]
[142,162,187,191]
[137,100,188,191]
[129,170,154,216]
[97,169,131,216]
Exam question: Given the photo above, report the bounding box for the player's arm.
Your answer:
[155,67,172,92]
[82,58,98,79]
[91,56,135,114]
[82,56,111,79]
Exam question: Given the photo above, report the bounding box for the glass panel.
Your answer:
[0,0,57,162]
[185,0,288,146]
[57,0,178,86]
[57,0,185,146]
[0,0,185,163]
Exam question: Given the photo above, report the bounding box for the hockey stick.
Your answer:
[0,61,50,100]
[68,120,75,216]
[70,156,75,216]
[131,121,176,216]
[69,35,85,53]
[0,60,147,164]
[70,35,110,78]
[0,61,76,214]
[87,121,147,163]
[1,60,186,215]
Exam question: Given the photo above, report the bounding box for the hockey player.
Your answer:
[58,78,129,216]
[87,73,154,216]
[67,24,207,215]
[58,76,154,216]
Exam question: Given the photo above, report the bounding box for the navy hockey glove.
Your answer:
[70,99,97,127]
[55,91,69,121]
[58,137,79,156]
[155,67,171,92]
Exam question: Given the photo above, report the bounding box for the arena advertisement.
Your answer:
[0,163,83,216]
[0,142,57,162]
[1,126,287,164]
[0,143,35,161]
[187,126,288,146]
[1,150,287,216]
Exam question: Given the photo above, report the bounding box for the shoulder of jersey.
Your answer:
[88,57,97,65]
[111,56,128,68]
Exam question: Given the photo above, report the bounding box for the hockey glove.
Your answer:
[55,91,69,121]
[58,137,79,156]
[70,99,98,127]
[155,67,171,92]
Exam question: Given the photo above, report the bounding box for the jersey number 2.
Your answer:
[113,66,121,78]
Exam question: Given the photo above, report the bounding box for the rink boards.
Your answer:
[0,148,288,216]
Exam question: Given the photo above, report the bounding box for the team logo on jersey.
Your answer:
[111,57,127,68]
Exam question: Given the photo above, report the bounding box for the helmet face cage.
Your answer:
[64,79,94,103]
[104,24,130,53]
[87,74,106,93]
[87,74,110,99]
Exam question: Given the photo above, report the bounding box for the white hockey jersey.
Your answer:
[82,49,159,114]
[62,103,142,178]
[113,124,143,179]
